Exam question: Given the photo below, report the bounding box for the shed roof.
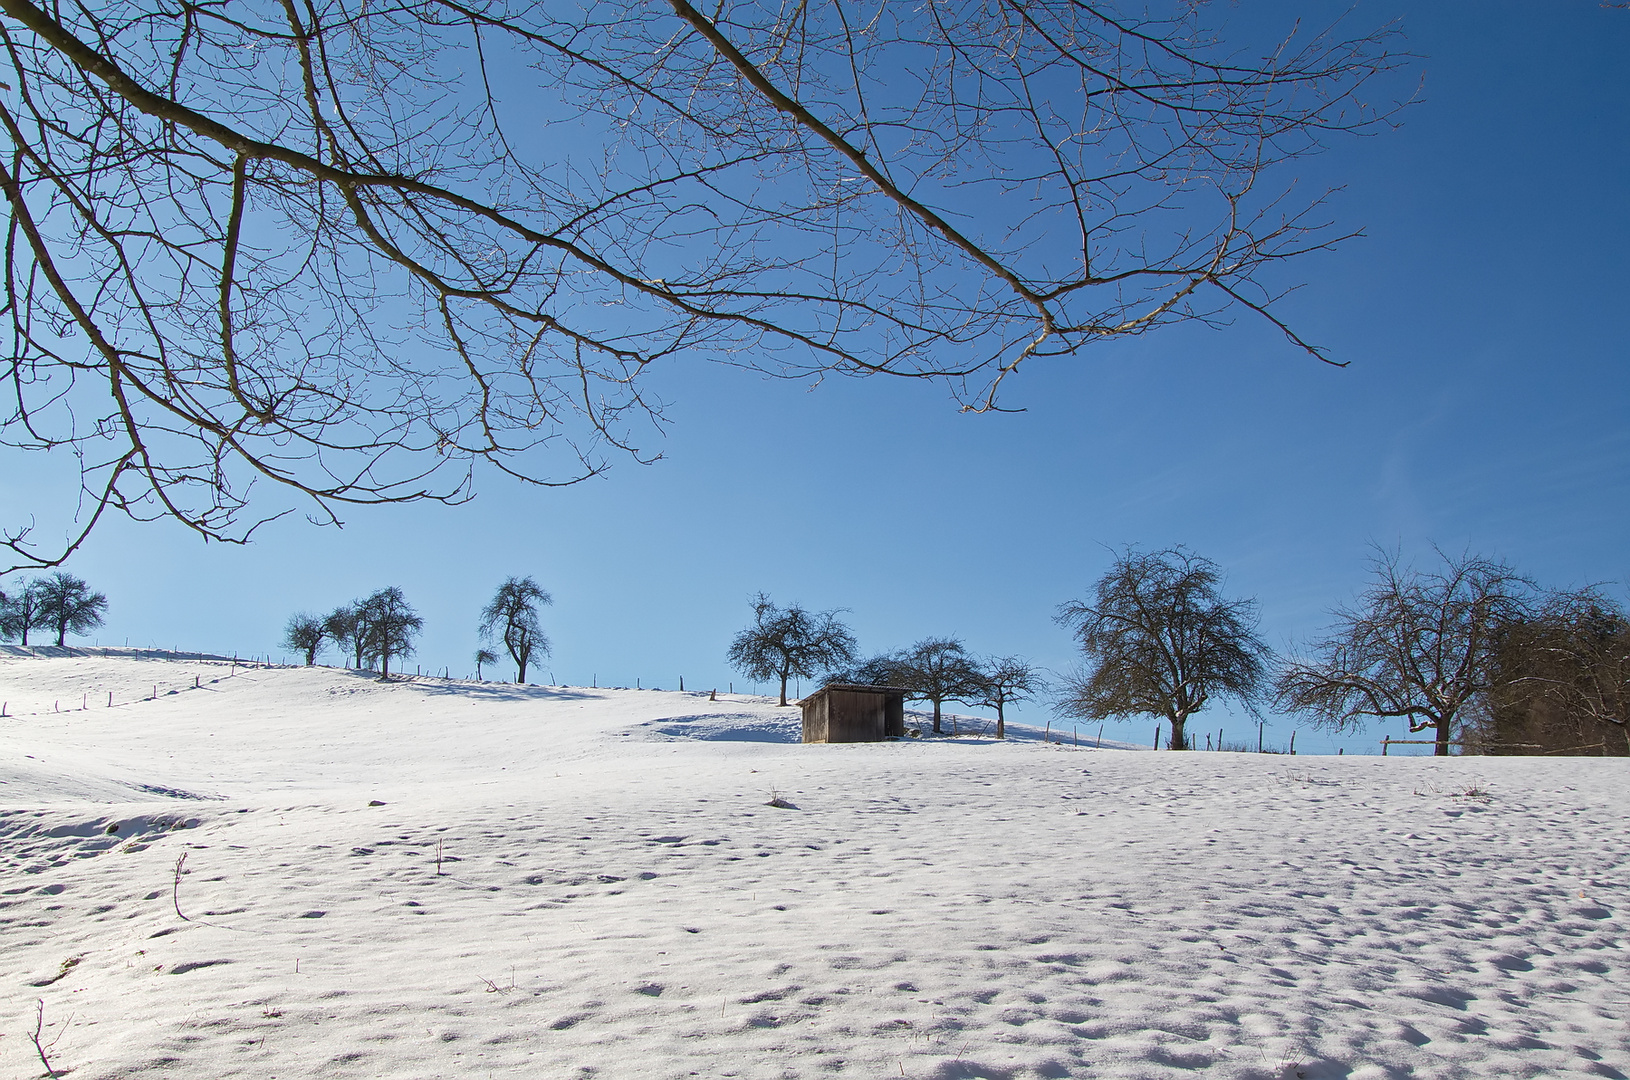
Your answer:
[796,683,908,705]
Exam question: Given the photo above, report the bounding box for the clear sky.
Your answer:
[3,1,1627,754]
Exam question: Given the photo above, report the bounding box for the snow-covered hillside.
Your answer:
[2,652,1626,1079]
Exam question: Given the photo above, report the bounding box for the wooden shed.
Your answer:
[798,684,907,743]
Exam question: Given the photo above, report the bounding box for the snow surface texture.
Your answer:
[1,653,1626,1080]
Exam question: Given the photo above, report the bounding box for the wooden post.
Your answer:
[1154,724,1161,750]
[1289,730,1297,755]
[680,675,684,691]
[1382,737,1390,756]
[1258,721,1264,754]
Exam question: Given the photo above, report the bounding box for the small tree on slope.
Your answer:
[358,588,423,680]
[325,604,364,669]
[282,613,327,665]
[727,594,857,706]
[895,638,983,735]
[970,656,1044,740]
[33,572,107,646]
[1055,546,1269,751]
[479,577,552,683]
[4,580,44,644]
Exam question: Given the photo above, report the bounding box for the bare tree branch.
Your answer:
[0,0,1411,569]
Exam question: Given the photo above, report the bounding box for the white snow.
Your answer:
[2,650,1626,1080]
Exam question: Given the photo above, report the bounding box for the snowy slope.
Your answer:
[1,653,1626,1080]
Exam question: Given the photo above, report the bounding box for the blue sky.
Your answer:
[4,1,1627,754]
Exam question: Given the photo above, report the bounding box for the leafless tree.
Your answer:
[282,611,326,664]
[969,655,1043,739]
[824,651,907,689]
[478,576,551,682]
[894,637,983,735]
[727,592,856,706]
[1,577,45,642]
[0,0,1409,572]
[31,571,107,645]
[473,647,497,681]
[1275,548,1534,756]
[325,603,364,669]
[0,580,24,640]
[1055,546,1268,750]
[1482,589,1630,756]
[358,586,421,678]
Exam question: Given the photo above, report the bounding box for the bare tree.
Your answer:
[2,578,45,644]
[969,656,1044,740]
[282,612,327,665]
[1055,546,1269,750]
[0,582,19,641]
[358,587,422,679]
[0,0,1408,572]
[474,647,497,681]
[325,604,365,669]
[1482,588,1630,756]
[32,571,107,645]
[1275,548,1534,756]
[478,576,552,683]
[823,652,907,689]
[895,638,983,735]
[727,593,857,706]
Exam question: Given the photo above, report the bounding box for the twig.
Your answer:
[28,1000,62,1079]
[173,851,191,921]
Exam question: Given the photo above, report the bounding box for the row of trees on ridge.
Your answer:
[727,592,1040,738]
[282,577,551,683]
[730,547,1630,756]
[283,588,424,679]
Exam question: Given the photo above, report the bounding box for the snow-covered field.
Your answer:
[2,651,1626,1080]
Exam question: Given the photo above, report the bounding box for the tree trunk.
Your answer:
[1435,719,1451,756]
[1169,715,1189,750]
[516,649,529,684]
[381,651,390,679]
[778,669,789,707]
[996,700,1005,739]
[932,699,942,734]
[56,625,66,646]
